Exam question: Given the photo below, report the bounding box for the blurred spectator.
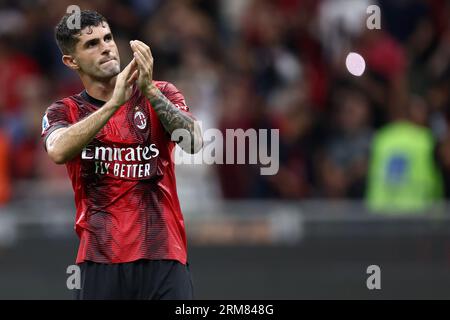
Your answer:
[256,81,315,198]
[433,67,450,198]
[366,96,443,213]
[319,0,371,64]
[0,129,11,205]
[0,35,39,114]
[379,0,430,43]
[216,77,261,198]
[316,87,373,198]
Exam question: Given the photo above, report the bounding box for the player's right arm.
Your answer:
[46,104,115,164]
[46,59,138,164]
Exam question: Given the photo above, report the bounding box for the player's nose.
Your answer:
[100,40,113,54]
[100,45,113,59]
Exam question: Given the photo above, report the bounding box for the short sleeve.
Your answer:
[41,100,72,150]
[160,82,194,117]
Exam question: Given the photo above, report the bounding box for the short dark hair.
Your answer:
[55,10,108,54]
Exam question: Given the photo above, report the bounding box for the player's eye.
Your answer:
[104,34,112,42]
[86,41,96,48]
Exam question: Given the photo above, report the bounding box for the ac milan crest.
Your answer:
[134,108,147,130]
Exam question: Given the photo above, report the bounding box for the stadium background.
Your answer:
[0,0,450,299]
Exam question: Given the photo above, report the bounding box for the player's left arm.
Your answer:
[130,40,202,154]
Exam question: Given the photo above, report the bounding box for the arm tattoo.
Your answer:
[148,88,194,134]
[148,87,201,153]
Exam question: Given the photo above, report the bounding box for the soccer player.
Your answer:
[41,10,202,299]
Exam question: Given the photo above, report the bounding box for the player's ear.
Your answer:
[62,54,80,70]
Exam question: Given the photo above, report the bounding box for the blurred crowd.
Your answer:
[0,0,449,206]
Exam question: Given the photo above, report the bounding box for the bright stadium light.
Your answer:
[345,52,366,76]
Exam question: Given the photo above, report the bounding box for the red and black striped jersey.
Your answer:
[42,81,191,264]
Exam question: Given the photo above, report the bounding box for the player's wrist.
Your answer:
[106,98,122,111]
[142,83,159,99]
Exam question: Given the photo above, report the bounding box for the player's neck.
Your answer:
[80,75,116,102]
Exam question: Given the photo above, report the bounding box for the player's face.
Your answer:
[73,23,121,79]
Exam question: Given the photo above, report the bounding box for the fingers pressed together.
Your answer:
[130,40,153,71]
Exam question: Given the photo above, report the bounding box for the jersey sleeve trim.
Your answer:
[43,124,68,151]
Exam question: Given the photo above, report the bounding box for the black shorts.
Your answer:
[74,259,194,300]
